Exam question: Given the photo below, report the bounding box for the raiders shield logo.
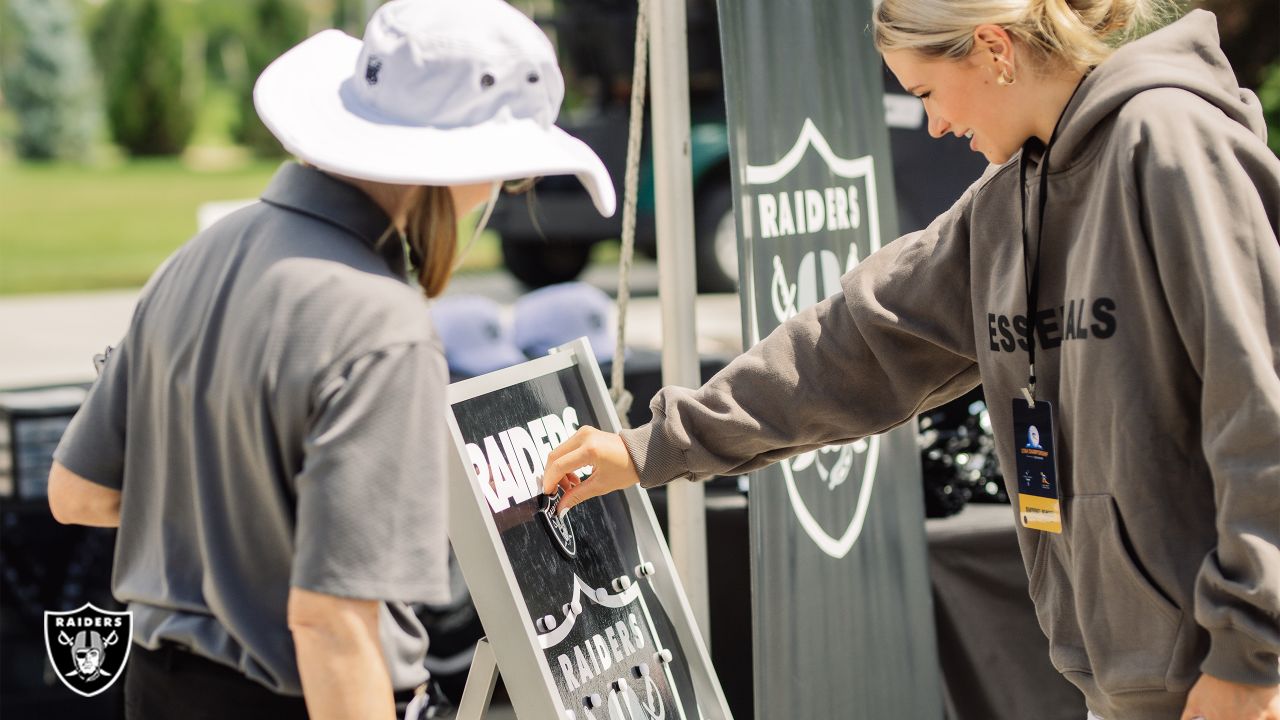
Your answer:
[742,118,886,559]
[780,439,879,559]
[44,603,133,697]
[537,490,577,560]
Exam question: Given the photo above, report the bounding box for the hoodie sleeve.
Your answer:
[1133,89,1280,687]
[619,182,983,488]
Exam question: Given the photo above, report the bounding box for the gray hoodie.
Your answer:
[620,10,1280,718]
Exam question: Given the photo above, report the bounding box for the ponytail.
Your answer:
[403,185,457,298]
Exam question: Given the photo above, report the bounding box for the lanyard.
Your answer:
[1017,139,1051,404]
[1017,76,1088,405]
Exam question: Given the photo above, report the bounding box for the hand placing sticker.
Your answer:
[540,426,641,517]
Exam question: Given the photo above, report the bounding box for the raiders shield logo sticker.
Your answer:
[44,603,133,697]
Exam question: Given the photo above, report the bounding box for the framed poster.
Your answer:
[446,338,732,719]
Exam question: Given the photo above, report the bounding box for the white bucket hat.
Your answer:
[254,0,615,217]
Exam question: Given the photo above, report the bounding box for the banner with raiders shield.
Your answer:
[716,0,944,717]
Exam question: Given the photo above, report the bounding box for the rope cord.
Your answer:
[610,0,649,429]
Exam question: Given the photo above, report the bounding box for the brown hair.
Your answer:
[404,185,457,298]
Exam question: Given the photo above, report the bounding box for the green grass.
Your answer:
[0,158,502,295]
[0,158,280,294]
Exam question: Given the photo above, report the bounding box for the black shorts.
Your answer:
[125,643,434,719]
[125,644,309,720]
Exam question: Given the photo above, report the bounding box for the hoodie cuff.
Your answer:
[1200,627,1280,687]
[619,416,694,489]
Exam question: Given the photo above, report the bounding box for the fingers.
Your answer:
[542,426,596,494]
[557,474,611,516]
[545,446,594,495]
[541,426,641,518]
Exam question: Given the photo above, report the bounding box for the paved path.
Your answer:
[0,289,141,388]
[0,270,744,389]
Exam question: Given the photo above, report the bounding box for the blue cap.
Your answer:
[430,295,527,377]
[513,282,616,363]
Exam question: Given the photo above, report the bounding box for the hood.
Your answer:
[1052,9,1266,162]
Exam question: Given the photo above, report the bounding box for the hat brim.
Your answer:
[255,30,616,217]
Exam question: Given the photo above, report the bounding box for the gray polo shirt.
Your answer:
[54,162,451,695]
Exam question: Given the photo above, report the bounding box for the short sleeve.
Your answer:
[53,340,131,490]
[291,341,451,606]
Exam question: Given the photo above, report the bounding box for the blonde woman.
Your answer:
[543,3,1280,719]
[46,1,613,718]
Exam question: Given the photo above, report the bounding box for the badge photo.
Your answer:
[1011,399,1063,534]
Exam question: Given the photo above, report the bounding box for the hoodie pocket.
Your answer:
[1029,532,1092,677]
[1070,495,1183,694]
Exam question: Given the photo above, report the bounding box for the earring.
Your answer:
[993,61,1013,85]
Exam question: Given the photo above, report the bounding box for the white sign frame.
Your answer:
[445,338,732,719]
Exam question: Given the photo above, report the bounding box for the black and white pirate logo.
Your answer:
[743,118,886,560]
[538,490,577,560]
[44,603,133,697]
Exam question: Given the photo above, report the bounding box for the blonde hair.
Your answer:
[873,0,1174,73]
[404,185,458,298]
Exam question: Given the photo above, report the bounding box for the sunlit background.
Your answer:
[0,3,1275,717]
[1,0,1274,297]
[0,0,572,296]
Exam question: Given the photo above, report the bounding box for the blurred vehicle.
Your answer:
[918,387,1009,519]
[491,0,989,292]
[1,387,122,719]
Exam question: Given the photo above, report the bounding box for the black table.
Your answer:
[651,491,1087,720]
[928,504,1086,720]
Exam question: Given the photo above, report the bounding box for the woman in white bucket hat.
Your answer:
[46,1,613,718]
[254,0,617,294]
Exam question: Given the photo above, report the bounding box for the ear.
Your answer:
[972,24,1015,65]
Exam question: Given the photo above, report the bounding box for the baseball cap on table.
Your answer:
[513,282,616,363]
[431,295,526,377]
[253,0,615,216]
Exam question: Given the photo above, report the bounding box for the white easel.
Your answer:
[455,638,499,719]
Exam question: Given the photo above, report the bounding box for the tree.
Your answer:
[98,0,195,156]
[232,0,308,157]
[332,0,371,36]
[1,0,99,162]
